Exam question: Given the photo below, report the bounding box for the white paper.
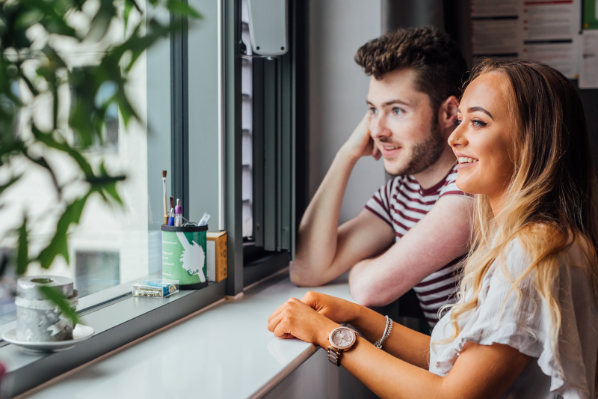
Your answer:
[472,0,522,59]
[520,0,581,78]
[471,0,581,79]
[472,0,520,18]
[579,30,598,89]
[522,41,578,78]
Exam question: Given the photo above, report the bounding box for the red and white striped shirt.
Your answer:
[365,165,471,326]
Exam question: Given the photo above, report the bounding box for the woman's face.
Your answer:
[448,72,516,202]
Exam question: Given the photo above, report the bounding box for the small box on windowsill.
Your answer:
[207,231,227,282]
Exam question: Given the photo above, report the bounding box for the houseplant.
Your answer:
[0,0,201,325]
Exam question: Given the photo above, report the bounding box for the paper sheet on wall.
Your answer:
[579,30,598,88]
[471,0,582,79]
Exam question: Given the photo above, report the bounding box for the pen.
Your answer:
[162,170,168,225]
[198,213,210,226]
[174,199,182,227]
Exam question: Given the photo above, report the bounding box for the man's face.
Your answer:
[367,68,446,176]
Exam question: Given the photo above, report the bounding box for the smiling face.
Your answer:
[367,68,447,176]
[448,72,516,202]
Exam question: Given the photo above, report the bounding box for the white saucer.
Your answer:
[2,325,95,353]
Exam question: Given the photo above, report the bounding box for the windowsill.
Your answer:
[17,271,354,399]
[0,271,166,344]
[1,248,291,396]
[2,280,227,397]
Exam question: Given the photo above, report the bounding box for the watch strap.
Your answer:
[327,346,342,367]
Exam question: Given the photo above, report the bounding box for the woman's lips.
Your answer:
[380,145,402,158]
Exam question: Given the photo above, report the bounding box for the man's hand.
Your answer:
[301,291,361,325]
[340,112,381,162]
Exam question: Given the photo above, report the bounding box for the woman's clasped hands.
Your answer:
[266,292,360,348]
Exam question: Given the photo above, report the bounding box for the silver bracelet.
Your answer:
[374,315,393,349]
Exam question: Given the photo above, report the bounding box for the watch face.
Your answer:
[329,327,356,350]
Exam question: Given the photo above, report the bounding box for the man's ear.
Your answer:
[439,96,459,134]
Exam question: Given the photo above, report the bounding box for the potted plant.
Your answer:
[0,0,201,326]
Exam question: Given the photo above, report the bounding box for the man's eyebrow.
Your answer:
[366,99,411,107]
[467,106,494,120]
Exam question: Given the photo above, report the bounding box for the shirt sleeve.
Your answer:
[438,168,473,199]
[364,178,395,229]
[432,240,592,398]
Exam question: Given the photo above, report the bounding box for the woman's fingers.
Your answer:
[267,311,285,332]
[267,299,294,323]
[273,318,294,339]
[301,291,321,308]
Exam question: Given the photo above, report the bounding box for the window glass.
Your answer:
[0,0,172,325]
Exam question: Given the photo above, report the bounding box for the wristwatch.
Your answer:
[327,326,357,367]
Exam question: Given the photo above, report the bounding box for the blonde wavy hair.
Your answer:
[438,60,598,387]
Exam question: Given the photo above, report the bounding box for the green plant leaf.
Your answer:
[124,0,134,32]
[0,139,25,166]
[89,162,126,204]
[0,252,9,282]
[19,72,40,97]
[31,125,94,179]
[16,215,29,275]
[32,1,77,37]
[166,0,202,19]
[23,152,61,199]
[86,0,117,41]
[39,285,81,327]
[0,174,22,195]
[37,193,90,269]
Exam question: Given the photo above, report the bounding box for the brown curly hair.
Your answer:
[355,26,468,113]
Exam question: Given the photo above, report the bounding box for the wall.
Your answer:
[308,0,384,224]
[263,349,378,399]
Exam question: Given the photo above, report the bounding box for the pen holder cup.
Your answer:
[161,225,208,289]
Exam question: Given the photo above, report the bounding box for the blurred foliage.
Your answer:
[0,0,201,326]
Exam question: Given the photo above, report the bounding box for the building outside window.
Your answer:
[0,0,182,325]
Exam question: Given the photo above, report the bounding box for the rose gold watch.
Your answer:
[327,326,357,367]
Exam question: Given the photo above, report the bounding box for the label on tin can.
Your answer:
[162,230,207,285]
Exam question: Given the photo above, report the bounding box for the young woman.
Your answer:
[267,60,598,399]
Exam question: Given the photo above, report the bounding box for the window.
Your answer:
[75,251,120,297]
[0,0,221,326]
[0,0,310,394]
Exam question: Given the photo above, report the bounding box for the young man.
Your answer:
[290,27,473,326]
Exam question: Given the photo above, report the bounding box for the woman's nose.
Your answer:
[448,123,466,149]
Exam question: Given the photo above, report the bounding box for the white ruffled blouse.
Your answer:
[429,239,598,398]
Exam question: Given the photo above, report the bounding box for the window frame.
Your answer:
[242,0,309,288]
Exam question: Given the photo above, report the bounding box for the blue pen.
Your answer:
[167,208,175,226]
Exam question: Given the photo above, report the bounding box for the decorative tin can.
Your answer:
[16,276,78,342]
[161,225,208,289]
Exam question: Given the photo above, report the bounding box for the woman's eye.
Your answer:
[370,107,377,115]
[472,119,487,127]
[454,118,462,126]
[392,107,403,115]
